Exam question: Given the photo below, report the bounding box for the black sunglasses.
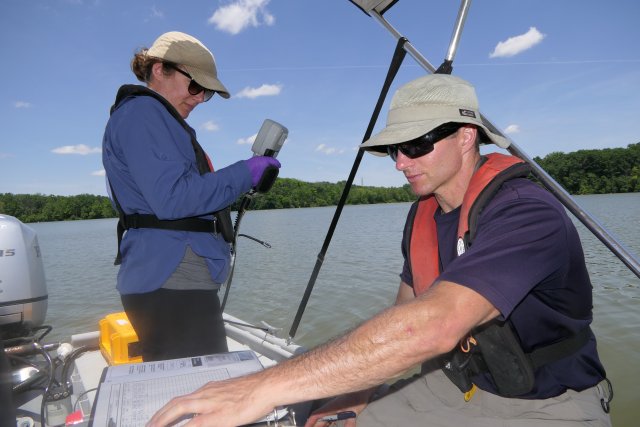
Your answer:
[166,64,215,102]
[387,123,464,161]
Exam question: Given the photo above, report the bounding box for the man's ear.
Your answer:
[459,125,478,152]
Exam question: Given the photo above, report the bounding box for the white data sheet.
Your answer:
[90,351,265,427]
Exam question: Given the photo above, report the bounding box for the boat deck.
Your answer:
[16,313,305,426]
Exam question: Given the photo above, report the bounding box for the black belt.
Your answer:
[121,214,218,233]
[114,214,218,265]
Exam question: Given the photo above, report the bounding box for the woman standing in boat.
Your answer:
[102,31,280,362]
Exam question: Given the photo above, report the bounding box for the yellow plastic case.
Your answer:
[99,312,143,365]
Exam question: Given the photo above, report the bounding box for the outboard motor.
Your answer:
[0,214,48,339]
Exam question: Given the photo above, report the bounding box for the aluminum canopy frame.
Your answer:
[348,0,640,280]
[288,0,640,342]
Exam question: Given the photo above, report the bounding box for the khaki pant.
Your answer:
[355,370,612,427]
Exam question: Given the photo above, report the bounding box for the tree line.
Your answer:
[0,181,416,224]
[533,143,639,194]
[1,143,637,223]
[0,193,115,223]
[244,179,415,210]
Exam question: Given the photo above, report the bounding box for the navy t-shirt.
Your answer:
[401,178,606,398]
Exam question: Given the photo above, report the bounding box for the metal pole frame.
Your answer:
[367,7,640,279]
[287,37,410,341]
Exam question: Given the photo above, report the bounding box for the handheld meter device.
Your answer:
[251,119,288,192]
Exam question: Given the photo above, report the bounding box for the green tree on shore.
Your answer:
[0,193,114,223]
[2,143,638,223]
[534,143,639,194]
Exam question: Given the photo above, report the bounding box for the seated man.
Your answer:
[148,74,611,427]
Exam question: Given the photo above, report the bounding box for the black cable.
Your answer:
[600,378,613,413]
[60,345,100,393]
[3,324,53,347]
[237,233,271,248]
[38,344,55,427]
[221,194,255,311]
[31,344,99,426]
[73,387,98,412]
[34,325,53,342]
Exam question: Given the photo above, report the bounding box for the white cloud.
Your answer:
[0,152,12,159]
[237,133,257,145]
[91,169,105,176]
[504,124,520,134]
[201,120,220,132]
[51,144,101,155]
[490,27,545,58]
[316,144,344,155]
[208,0,274,35]
[150,5,163,18]
[236,84,282,99]
[143,5,164,22]
[15,101,32,108]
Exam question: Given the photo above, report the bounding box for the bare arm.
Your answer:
[148,281,499,427]
[303,280,420,427]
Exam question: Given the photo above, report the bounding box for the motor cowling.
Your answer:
[0,214,48,337]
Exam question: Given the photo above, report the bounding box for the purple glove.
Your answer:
[246,156,281,187]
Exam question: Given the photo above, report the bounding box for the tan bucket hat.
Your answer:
[147,31,230,99]
[360,74,510,155]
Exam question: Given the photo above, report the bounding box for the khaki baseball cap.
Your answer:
[360,74,510,155]
[147,31,230,99]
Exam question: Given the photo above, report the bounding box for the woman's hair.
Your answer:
[130,48,176,83]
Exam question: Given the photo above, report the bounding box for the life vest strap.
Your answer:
[442,322,593,397]
[113,214,218,265]
[121,214,217,233]
[528,325,592,369]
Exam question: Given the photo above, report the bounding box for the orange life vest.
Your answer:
[409,153,530,296]
[407,155,596,398]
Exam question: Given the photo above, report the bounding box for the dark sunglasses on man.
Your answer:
[387,122,464,161]
[166,63,215,102]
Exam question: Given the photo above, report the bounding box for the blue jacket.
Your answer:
[102,90,252,295]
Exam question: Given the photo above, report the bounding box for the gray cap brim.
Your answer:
[360,75,510,156]
[148,31,230,99]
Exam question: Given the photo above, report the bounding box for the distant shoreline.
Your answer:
[2,142,638,223]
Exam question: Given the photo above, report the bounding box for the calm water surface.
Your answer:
[28,193,640,425]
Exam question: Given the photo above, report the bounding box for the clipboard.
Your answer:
[89,351,265,427]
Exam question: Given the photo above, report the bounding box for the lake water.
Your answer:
[26,193,640,425]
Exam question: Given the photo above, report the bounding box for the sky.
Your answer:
[1,0,639,196]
